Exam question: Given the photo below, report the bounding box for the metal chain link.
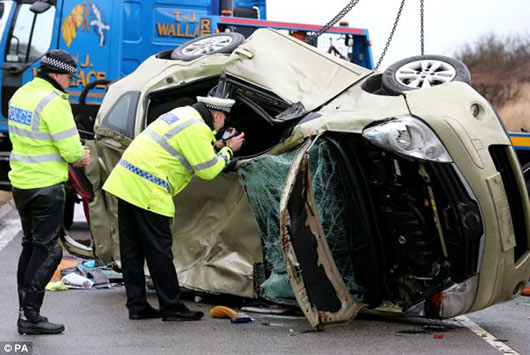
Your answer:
[305,0,360,43]
[374,0,406,70]
[420,0,425,55]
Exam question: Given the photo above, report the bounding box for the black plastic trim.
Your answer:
[489,145,528,262]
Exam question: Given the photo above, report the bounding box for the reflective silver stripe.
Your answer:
[32,92,59,131]
[165,118,202,139]
[8,125,52,140]
[10,152,65,163]
[143,129,192,171]
[9,122,77,141]
[51,127,78,141]
[193,156,219,171]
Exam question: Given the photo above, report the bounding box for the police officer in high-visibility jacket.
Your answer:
[103,95,245,321]
[9,49,91,335]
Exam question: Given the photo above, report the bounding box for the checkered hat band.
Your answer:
[204,103,231,114]
[41,56,76,75]
[119,159,170,193]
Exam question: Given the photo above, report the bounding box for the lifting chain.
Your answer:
[307,0,426,70]
[305,0,360,44]
[374,0,406,70]
[420,0,425,55]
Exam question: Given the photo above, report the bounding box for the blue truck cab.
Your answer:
[0,0,376,189]
[0,0,268,136]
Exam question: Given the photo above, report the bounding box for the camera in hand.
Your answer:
[222,127,237,142]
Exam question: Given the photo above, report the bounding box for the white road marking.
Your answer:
[455,315,520,355]
[0,202,21,251]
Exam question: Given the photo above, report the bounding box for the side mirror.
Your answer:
[30,1,51,14]
[345,35,354,47]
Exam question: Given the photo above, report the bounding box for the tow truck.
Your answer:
[0,0,373,196]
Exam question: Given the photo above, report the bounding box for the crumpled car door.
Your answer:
[88,91,138,265]
[280,138,364,328]
[223,28,371,115]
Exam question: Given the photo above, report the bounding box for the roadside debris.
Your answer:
[46,258,123,290]
[241,305,293,315]
[50,258,78,282]
[521,283,530,296]
[45,281,68,292]
[62,272,94,289]
[210,305,252,323]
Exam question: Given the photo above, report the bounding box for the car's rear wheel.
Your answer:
[170,33,245,61]
[382,55,471,95]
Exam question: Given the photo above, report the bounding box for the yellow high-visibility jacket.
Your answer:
[8,77,84,189]
[103,105,233,217]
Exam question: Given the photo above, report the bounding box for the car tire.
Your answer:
[170,33,245,61]
[381,55,471,95]
[523,162,530,193]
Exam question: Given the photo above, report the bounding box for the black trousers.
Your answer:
[117,198,184,316]
[13,183,64,321]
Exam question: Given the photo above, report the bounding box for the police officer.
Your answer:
[9,49,90,335]
[103,95,244,321]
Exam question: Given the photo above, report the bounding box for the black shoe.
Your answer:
[19,310,47,323]
[162,310,204,321]
[129,306,161,320]
[17,317,65,335]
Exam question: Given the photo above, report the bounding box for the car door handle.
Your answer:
[99,138,123,151]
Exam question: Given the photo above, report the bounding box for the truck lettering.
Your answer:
[200,18,212,36]
[173,11,197,23]
[180,24,198,38]
[79,54,90,68]
[182,13,197,23]
[32,66,107,90]
[157,11,209,38]
[72,70,107,88]
[173,11,181,22]
[156,23,202,38]
[157,23,173,36]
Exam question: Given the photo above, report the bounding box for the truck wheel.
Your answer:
[382,55,471,95]
[171,33,245,61]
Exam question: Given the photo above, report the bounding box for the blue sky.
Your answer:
[267,0,530,69]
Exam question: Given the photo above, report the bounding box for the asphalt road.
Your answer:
[0,201,529,355]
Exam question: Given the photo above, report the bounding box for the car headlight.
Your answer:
[362,115,452,163]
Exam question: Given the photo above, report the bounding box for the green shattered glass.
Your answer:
[238,139,366,304]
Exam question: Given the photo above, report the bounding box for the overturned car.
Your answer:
[75,29,530,328]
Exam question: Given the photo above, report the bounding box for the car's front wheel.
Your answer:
[523,162,530,194]
[382,55,471,95]
[170,33,245,61]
